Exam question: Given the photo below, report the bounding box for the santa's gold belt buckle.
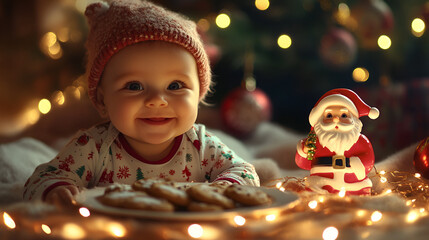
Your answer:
[332,155,346,169]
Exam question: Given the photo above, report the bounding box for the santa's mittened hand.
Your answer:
[350,157,366,180]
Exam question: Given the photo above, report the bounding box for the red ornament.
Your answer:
[349,0,394,49]
[221,87,271,138]
[319,27,357,69]
[413,137,429,179]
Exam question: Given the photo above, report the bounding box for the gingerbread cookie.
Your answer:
[98,190,147,207]
[186,184,235,209]
[224,184,272,206]
[146,182,190,207]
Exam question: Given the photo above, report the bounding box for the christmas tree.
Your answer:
[0,0,427,156]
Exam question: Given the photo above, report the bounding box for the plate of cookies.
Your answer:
[74,179,299,220]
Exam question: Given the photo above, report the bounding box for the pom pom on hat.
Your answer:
[309,88,379,126]
[84,0,211,106]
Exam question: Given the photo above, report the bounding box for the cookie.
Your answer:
[104,183,132,194]
[210,181,233,192]
[187,201,223,212]
[132,178,167,192]
[224,184,272,206]
[186,184,235,209]
[146,182,190,207]
[98,191,174,212]
[98,191,147,207]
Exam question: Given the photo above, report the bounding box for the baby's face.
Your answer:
[98,41,200,147]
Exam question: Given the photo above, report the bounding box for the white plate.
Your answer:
[75,186,299,221]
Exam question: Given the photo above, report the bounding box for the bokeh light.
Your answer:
[277,34,292,49]
[255,0,270,11]
[377,35,391,50]
[352,67,369,82]
[216,13,231,29]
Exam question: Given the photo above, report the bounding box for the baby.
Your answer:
[23,0,259,205]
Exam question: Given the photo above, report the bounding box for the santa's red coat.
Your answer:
[295,134,375,195]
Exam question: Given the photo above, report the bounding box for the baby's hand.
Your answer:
[45,185,80,207]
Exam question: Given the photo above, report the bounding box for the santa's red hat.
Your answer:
[309,88,379,126]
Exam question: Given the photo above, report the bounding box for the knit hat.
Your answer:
[84,0,211,105]
[309,88,379,126]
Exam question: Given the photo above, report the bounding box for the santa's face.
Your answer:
[314,105,363,155]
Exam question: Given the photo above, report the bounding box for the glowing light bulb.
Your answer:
[308,200,318,209]
[61,223,86,239]
[265,214,276,221]
[3,212,16,229]
[275,182,282,189]
[352,67,369,82]
[411,18,425,37]
[377,35,391,50]
[216,13,231,29]
[234,215,246,226]
[108,222,126,238]
[406,210,419,223]
[380,176,387,183]
[322,226,339,240]
[371,211,382,222]
[188,224,204,238]
[277,34,292,49]
[38,98,52,114]
[41,224,52,234]
[255,0,270,11]
[338,188,346,197]
[415,173,422,178]
[79,207,90,217]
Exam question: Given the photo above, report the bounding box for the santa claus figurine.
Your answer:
[295,88,380,195]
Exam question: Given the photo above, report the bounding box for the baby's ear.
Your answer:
[94,87,109,118]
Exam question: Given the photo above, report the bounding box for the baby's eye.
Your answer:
[167,81,184,90]
[326,113,333,119]
[341,113,348,118]
[125,82,143,91]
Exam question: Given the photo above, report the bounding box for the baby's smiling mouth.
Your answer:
[139,118,173,125]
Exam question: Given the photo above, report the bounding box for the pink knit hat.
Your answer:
[84,0,211,105]
[309,88,379,126]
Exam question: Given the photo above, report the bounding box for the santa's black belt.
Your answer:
[314,156,350,169]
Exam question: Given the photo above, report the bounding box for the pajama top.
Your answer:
[23,122,260,201]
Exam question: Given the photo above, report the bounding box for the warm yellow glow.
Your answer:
[277,34,292,49]
[352,67,369,82]
[265,214,276,221]
[279,186,285,192]
[79,207,91,217]
[380,176,387,183]
[255,0,270,11]
[48,42,63,59]
[216,13,231,29]
[318,196,325,203]
[41,224,52,234]
[275,182,282,189]
[411,18,425,37]
[234,215,246,226]
[57,27,70,42]
[335,3,350,25]
[338,188,346,197]
[3,212,16,229]
[356,210,366,217]
[61,223,86,239]
[108,222,126,238]
[371,211,383,222]
[377,35,391,50]
[322,226,339,240]
[384,189,392,194]
[188,224,204,238]
[197,18,210,32]
[42,32,57,48]
[308,200,318,209]
[25,108,41,125]
[415,173,422,178]
[380,170,386,175]
[38,99,52,114]
[406,210,419,223]
[52,91,65,105]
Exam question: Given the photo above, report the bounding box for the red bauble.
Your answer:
[413,137,429,179]
[349,0,394,49]
[221,88,271,138]
[319,27,357,69]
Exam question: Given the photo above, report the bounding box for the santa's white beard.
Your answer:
[314,116,363,155]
